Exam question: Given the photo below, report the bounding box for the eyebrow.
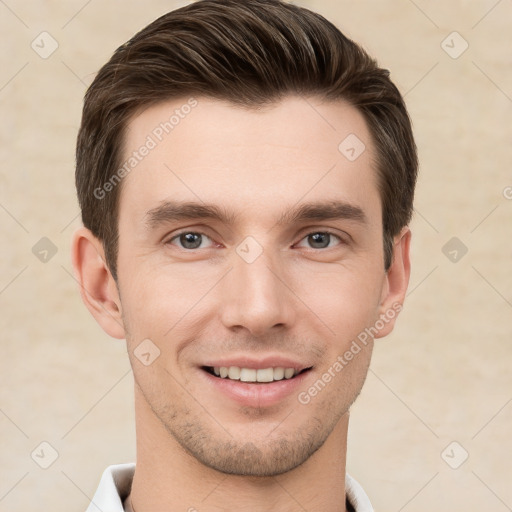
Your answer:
[144,199,367,231]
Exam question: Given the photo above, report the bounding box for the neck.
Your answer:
[128,389,350,512]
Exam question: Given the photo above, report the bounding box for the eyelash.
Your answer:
[165,230,346,251]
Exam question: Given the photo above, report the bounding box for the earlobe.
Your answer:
[374,227,412,339]
[71,226,126,339]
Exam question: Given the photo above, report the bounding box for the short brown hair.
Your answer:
[76,0,418,282]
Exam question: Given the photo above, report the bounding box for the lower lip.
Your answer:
[199,368,312,408]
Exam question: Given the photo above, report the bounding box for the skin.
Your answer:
[72,95,411,512]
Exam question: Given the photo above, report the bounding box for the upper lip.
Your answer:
[202,355,312,371]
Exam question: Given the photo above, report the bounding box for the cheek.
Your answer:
[290,260,384,342]
[119,262,221,346]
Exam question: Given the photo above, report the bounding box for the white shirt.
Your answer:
[86,463,374,512]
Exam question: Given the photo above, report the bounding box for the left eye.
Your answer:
[296,231,343,250]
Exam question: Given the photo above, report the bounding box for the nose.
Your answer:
[219,246,296,337]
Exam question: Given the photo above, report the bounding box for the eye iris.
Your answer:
[309,232,330,249]
[180,233,202,249]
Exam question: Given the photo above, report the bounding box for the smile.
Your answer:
[203,366,311,383]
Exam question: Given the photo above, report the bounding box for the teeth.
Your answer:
[284,368,295,379]
[240,368,257,382]
[211,366,300,382]
[256,368,274,382]
[228,366,240,380]
[273,367,284,380]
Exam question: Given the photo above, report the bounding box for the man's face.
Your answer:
[114,96,400,476]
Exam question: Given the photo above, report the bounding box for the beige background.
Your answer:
[1,0,511,510]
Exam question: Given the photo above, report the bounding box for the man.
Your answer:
[71,0,417,510]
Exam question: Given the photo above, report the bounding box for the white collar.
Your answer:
[86,463,374,512]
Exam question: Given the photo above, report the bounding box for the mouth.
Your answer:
[202,365,313,383]
[199,360,315,407]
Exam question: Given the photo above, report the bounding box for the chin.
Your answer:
[163,405,343,477]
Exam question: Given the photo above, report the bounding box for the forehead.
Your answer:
[118,95,380,229]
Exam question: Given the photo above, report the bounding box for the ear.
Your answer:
[374,226,411,339]
[71,226,126,339]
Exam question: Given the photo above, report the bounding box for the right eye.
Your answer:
[166,231,215,250]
